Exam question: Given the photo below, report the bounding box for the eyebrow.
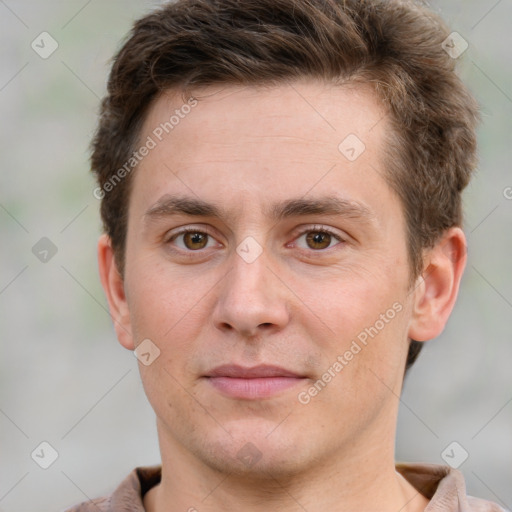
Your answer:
[144,194,374,224]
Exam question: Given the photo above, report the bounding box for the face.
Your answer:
[116,81,417,477]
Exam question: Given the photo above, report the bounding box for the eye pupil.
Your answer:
[184,232,208,250]
[306,231,331,250]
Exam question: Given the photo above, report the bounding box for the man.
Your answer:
[69,0,505,510]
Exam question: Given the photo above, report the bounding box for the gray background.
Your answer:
[0,1,511,511]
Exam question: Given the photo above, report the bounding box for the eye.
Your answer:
[167,228,219,251]
[294,226,344,251]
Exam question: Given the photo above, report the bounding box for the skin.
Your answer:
[98,80,466,512]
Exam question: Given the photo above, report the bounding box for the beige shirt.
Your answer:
[65,463,507,511]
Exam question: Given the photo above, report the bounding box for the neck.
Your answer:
[144,419,428,512]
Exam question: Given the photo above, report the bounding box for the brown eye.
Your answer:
[182,231,208,250]
[305,231,332,250]
[292,226,344,252]
[168,229,217,251]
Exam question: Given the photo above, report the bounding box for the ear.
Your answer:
[408,227,467,342]
[97,234,135,350]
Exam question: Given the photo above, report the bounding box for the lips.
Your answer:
[205,364,307,400]
[207,364,302,379]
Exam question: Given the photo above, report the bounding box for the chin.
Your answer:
[188,420,317,479]
[199,442,308,480]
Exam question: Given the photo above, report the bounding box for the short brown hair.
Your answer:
[91,0,479,373]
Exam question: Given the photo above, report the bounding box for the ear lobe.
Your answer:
[97,234,135,350]
[408,227,467,342]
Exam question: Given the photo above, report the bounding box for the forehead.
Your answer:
[130,80,394,223]
[142,80,385,152]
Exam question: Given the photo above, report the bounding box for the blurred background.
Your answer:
[0,1,511,510]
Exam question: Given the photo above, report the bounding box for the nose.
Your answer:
[212,247,290,339]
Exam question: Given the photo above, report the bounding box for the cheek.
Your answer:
[302,316,408,435]
[128,272,205,415]
[298,264,410,395]
[125,258,212,344]
[337,301,410,409]
[295,262,405,340]
[124,261,216,409]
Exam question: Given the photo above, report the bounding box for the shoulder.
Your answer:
[63,496,110,512]
[63,466,161,512]
[466,495,509,512]
[396,462,508,512]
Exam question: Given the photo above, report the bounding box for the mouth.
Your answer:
[204,364,308,400]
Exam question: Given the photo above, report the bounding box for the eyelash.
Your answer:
[291,225,345,251]
[166,226,219,251]
[165,225,345,254]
